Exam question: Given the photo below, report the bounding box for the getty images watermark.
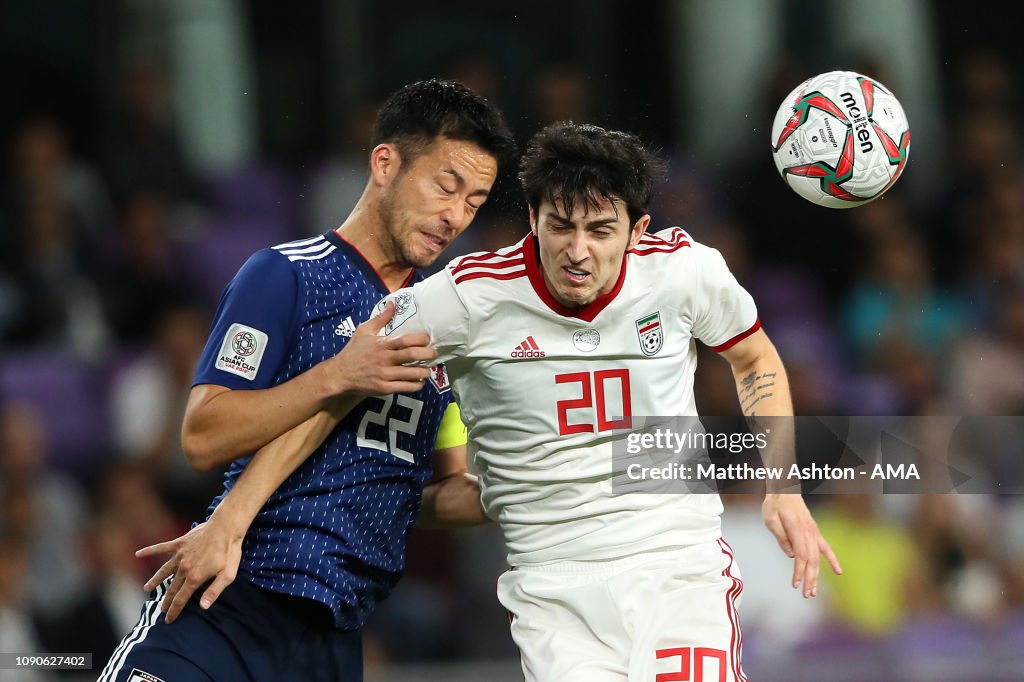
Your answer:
[610,416,1024,494]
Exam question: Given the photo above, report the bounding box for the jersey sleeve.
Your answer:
[373,269,470,365]
[433,401,468,450]
[689,243,761,352]
[193,248,301,390]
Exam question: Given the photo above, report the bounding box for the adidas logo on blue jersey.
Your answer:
[334,316,357,337]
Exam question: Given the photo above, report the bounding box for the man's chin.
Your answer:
[554,287,596,310]
[410,252,440,269]
[399,244,441,270]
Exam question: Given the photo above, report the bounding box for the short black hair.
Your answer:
[519,122,667,225]
[371,79,516,167]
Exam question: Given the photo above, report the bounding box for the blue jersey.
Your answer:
[193,230,453,629]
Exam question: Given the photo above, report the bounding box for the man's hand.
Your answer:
[325,301,437,397]
[762,493,842,598]
[135,516,245,624]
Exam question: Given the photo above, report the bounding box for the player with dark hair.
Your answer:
[97,78,514,682]
[136,121,837,681]
[518,122,668,226]
[389,121,840,681]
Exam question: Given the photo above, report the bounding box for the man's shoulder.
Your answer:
[260,232,374,288]
[227,241,304,290]
[629,227,727,271]
[632,227,695,256]
[232,234,337,279]
[626,227,698,283]
[226,232,383,310]
[268,233,338,264]
[442,237,530,289]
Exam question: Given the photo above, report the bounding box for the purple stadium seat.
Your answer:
[980,611,1024,679]
[748,268,830,328]
[758,623,886,681]
[183,217,294,301]
[839,374,903,415]
[205,163,297,224]
[892,617,994,681]
[771,323,842,372]
[792,621,874,654]
[0,351,110,475]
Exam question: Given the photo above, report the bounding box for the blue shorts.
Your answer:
[97,577,361,682]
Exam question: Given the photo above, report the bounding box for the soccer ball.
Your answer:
[770,70,910,208]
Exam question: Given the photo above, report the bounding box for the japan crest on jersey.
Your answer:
[428,363,451,393]
[635,311,663,356]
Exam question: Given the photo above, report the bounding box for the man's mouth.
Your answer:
[563,266,590,284]
[420,232,448,252]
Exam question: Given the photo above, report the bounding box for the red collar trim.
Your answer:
[523,232,628,323]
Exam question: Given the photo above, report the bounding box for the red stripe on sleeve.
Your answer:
[708,318,761,353]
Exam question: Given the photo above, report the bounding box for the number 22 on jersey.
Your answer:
[357,394,423,462]
[555,369,632,436]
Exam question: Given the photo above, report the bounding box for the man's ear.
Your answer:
[529,205,538,235]
[628,214,651,250]
[369,143,401,188]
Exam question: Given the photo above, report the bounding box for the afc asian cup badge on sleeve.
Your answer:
[635,311,663,356]
[215,323,269,380]
[376,290,417,335]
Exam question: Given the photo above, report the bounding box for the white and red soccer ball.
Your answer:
[771,70,910,208]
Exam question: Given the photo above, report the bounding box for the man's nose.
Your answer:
[566,230,589,262]
[440,198,466,229]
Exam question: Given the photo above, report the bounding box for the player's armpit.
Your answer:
[418,444,489,528]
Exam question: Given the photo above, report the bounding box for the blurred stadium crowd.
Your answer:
[2,8,1024,682]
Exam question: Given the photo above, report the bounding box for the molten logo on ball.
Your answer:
[771,70,910,208]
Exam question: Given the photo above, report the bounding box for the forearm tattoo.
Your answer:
[739,369,777,416]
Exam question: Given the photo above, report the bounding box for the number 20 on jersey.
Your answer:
[555,369,632,436]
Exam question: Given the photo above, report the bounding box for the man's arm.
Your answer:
[141,366,465,622]
[182,302,436,471]
[718,328,842,598]
[418,444,489,528]
[139,397,357,622]
[140,400,484,621]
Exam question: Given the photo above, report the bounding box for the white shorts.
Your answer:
[497,538,747,682]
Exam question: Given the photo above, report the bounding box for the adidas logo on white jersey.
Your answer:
[511,335,546,358]
[334,316,357,337]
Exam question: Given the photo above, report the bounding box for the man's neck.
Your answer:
[335,208,414,292]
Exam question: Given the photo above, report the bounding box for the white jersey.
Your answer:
[381,227,759,565]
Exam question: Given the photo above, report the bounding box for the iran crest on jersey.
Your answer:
[378,227,760,565]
